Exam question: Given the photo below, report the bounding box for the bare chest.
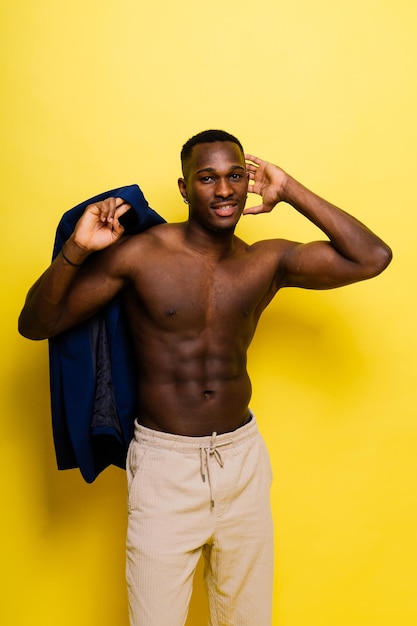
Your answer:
[128,250,278,331]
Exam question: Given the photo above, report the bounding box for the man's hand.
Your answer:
[71,197,132,254]
[244,154,288,215]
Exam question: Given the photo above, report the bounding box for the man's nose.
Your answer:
[215,178,233,197]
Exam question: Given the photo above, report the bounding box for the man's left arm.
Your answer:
[245,154,392,289]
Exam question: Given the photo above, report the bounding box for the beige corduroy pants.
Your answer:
[126,415,274,626]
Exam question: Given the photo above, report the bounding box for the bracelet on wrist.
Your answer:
[61,244,83,267]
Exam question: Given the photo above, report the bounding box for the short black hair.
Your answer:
[181,129,244,178]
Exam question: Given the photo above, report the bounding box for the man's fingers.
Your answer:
[88,197,130,224]
[114,199,132,219]
[245,153,263,165]
[104,197,129,223]
[243,204,266,215]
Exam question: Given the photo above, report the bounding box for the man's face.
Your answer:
[178,141,249,233]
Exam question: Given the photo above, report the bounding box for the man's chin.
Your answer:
[211,225,236,233]
[208,217,239,233]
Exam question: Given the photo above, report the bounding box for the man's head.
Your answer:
[178,131,248,234]
[181,130,244,179]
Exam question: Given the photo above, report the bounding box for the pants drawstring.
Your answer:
[200,432,224,508]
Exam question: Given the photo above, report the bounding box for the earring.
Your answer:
[183,198,189,204]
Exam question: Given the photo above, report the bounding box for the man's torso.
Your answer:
[113,223,286,435]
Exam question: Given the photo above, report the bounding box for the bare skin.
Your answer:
[18,141,392,436]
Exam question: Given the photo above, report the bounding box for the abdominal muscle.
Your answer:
[137,375,253,436]
[130,325,254,436]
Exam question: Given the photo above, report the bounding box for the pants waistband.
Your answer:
[133,411,258,454]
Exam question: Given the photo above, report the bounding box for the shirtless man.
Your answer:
[18,130,392,625]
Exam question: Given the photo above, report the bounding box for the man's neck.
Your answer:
[183,220,237,260]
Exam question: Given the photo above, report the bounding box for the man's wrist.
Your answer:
[277,171,292,204]
[61,238,90,267]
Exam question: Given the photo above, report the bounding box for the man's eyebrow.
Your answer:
[195,165,246,174]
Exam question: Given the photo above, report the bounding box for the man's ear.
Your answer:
[178,178,188,203]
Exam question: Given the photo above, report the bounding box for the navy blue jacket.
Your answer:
[49,185,165,483]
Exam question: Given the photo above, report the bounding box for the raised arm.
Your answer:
[245,154,392,289]
[18,197,131,340]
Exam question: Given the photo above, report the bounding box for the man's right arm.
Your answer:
[18,197,131,340]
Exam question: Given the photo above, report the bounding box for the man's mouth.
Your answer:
[211,203,237,217]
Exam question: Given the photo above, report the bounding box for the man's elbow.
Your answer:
[18,311,49,341]
[365,242,393,278]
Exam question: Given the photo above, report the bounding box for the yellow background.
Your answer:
[2,0,416,624]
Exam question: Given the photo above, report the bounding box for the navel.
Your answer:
[165,308,177,316]
[203,390,215,399]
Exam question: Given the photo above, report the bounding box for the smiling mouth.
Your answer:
[211,203,237,217]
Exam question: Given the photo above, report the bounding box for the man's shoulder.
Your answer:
[130,221,182,245]
[111,222,183,258]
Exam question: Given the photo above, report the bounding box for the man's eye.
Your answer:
[230,173,242,180]
[201,176,214,182]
